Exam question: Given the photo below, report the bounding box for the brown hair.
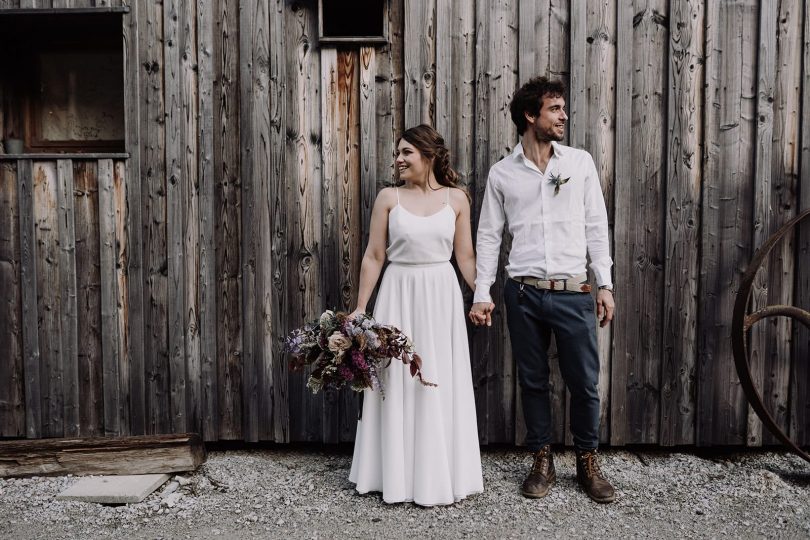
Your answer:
[509,76,566,135]
[394,124,461,190]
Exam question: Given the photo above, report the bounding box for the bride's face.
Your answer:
[395,140,429,182]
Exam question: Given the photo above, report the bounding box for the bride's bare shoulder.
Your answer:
[375,187,398,209]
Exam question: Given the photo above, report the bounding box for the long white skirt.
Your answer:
[348,261,484,506]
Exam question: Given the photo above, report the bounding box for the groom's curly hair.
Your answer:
[510,76,566,135]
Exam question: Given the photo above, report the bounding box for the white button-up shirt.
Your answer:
[473,141,613,304]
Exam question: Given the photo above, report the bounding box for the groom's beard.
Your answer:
[534,123,565,142]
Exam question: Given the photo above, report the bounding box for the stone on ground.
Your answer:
[56,474,170,504]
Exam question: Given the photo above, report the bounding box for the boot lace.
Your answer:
[580,450,605,479]
[531,447,551,474]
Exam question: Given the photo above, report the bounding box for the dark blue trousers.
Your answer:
[504,278,600,451]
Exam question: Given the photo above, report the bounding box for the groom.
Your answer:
[469,76,616,503]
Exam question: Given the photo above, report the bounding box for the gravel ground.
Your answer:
[0,445,808,539]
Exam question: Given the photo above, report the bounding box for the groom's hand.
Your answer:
[596,289,614,327]
[469,302,495,327]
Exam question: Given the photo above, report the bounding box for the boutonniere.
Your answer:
[548,171,570,195]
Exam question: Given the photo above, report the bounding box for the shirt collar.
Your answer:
[511,140,566,163]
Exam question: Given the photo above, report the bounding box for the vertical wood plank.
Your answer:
[139,0,170,435]
[584,0,616,445]
[610,0,632,445]
[113,161,131,436]
[121,0,147,436]
[337,49,362,442]
[758,0,802,447]
[73,161,103,437]
[56,159,79,437]
[747,0,778,447]
[181,0,201,437]
[239,0,271,442]
[661,0,704,446]
[238,0,258,442]
[698,0,758,446]
[792,0,810,447]
[98,159,120,436]
[614,0,668,445]
[267,0,287,442]
[403,0,436,127]
[198,0,219,441]
[0,162,25,437]
[33,162,62,437]
[215,0,242,440]
[360,47,377,253]
[164,0,188,435]
[286,0,322,443]
[17,159,40,438]
[313,47,339,443]
[568,0,586,149]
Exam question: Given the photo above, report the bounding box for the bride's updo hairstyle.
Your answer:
[395,124,462,190]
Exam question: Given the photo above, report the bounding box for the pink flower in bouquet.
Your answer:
[327,332,352,354]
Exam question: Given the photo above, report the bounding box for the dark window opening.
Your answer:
[319,0,386,44]
[0,13,125,154]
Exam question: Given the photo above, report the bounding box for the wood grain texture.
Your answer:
[72,161,103,437]
[33,162,62,437]
[0,434,205,478]
[267,0,288,442]
[121,0,147,438]
[758,0,802,446]
[610,0,633,445]
[214,0,242,440]
[98,159,120,436]
[698,0,758,446]
[139,0,170,435]
[164,0,188,435]
[0,163,25,437]
[747,0,777,446]
[286,0,323,443]
[197,0,218,442]
[56,160,79,437]
[661,0,703,446]
[403,0,435,127]
[17,160,40,438]
[793,0,810,446]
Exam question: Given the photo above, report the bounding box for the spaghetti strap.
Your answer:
[445,187,450,205]
[396,187,400,204]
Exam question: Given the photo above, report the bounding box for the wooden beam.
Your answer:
[0,433,205,478]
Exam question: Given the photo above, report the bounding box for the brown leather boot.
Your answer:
[520,445,556,498]
[575,448,616,503]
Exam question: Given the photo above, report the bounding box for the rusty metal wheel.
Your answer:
[732,208,810,463]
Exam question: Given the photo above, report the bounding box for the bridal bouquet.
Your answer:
[285,310,435,397]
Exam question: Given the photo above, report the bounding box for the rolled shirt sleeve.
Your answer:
[473,170,505,304]
[582,153,613,288]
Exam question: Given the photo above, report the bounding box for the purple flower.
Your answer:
[339,366,355,381]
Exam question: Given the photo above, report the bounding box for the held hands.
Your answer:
[469,302,495,327]
[596,289,615,327]
[348,308,366,320]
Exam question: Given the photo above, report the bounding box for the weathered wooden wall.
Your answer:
[0,0,809,447]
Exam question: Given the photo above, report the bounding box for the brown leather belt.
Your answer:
[512,273,591,293]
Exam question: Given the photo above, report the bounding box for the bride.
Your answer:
[348,124,488,506]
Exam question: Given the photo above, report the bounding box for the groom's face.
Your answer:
[529,94,567,142]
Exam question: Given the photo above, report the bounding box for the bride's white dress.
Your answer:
[349,187,484,506]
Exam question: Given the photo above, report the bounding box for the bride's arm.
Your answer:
[352,188,394,315]
[452,189,477,290]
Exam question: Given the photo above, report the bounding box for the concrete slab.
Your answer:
[56,474,170,504]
